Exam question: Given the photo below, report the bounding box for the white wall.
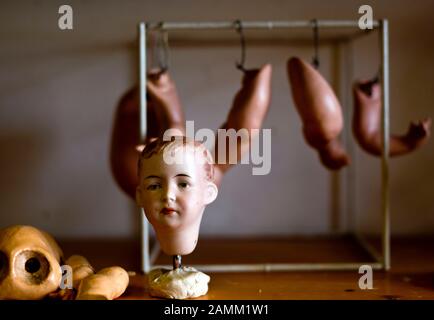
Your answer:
[0,0,432,239]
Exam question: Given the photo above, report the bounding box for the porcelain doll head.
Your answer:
[136,136,218,256]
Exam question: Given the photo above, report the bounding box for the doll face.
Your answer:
[137,145,217,232]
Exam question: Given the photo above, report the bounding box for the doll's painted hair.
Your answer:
[138,136,214,181]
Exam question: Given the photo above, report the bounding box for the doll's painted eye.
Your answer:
[147,184,161,191]
[178,182,189,189]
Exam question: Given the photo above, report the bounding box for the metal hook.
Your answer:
[311,19,320,69]
[150,22,169,73]
[234,20,247,72]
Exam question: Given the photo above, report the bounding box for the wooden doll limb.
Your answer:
[213,64,272,186]
[353,78,431,156]
[110,86,156,199]
[287,57,350,170]
[110,71,186,199]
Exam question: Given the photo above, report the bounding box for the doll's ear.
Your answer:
[204,181,218,205]
[136,186,144,206]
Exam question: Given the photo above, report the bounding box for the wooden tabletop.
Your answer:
[58,236,434,300]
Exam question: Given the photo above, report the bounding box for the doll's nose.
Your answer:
[162,186,176,202]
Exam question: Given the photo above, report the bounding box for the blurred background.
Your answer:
[0,0,432,241]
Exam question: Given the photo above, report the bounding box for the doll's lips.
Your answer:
[161,207,177,215]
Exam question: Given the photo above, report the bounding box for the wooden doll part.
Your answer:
[65,255,95,289]
[76,266,129,300]
[287,57,350,170]
[353,78,431,156]
[110,71,186,199]
[0,225,63,300]
[146,71,185,134]
[214,64,272,185]
[47,254,95,300]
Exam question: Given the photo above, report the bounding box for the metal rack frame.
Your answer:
[137,19,390,273]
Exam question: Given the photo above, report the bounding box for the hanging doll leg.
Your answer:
[213,64,272,186]
[109,71,185,199]
[287,57,350,170]
[146,71,185,136]
[353,77,431,157]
